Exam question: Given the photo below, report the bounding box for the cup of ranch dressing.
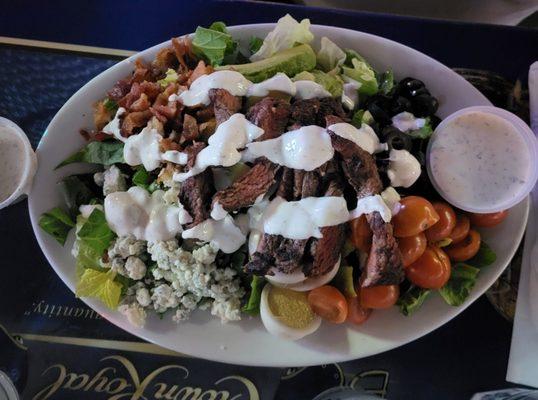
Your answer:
[427,106,538,213]
[0,117,37,209]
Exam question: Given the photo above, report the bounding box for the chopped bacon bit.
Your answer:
[172,36,193,70]
[151,104,177,122]
[187,60,213,87]
[93,132,111,142]
[79,129,111,142]
[130,58,153,84]
[198,119,217,139]
[79,129,91,141]
[152,47,178,74]
[93,101,113,131]
[118,81,161,110]
[196,106,215,122]
[161,137,181,151]
[121,109,153,136]
[107,79,131,101]
[129,93,150,112]
[139,81,162,100]
[182,114,199,141]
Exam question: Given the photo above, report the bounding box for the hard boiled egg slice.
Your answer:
[265,267,307,285]
[267,257,341,292]
[260,284,321,340]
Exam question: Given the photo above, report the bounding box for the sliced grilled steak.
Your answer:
[179,143,214,227]
[293,170,305,200]
[245,234,281,275]
[212,159,280,213]
[274,238,309,273]
[362,212,404,286]
[289,99,320,126]
[277,167,295,200]
[246,97,291,140]
[317,97,347,125]
[182,113,199,142]
[303,178,347,277]
[208,88,242,125]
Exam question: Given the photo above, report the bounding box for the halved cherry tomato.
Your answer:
[469,211,508,228]
[308,285,348,324]
[406,246,451,289]
[392,196,440,238]
[398,232,427,267]
[448,214,470,244]
[425,202,456,242]
[360,285,400,309]
[445,230,481,262]
[350,215,372,253]
[346,296,372,325]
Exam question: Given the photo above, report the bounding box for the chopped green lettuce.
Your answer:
[77,208,115,255]
[342,49,378,96]
[351,109,374,127]
[397,286,431,316]
[132,166,154,191]
[157,68,178,87]
[405,117,433,139]
[468,242,496,268]
[242,276,265,315]
[192,22,238,66]
[439,263,480,306]
[316,36,346,72]
[56,141,124,169]
[76,268,122,309]
[378,70,394,95]
[332,266,357,298]
[250,14,313,62]
[103,98,118,113]
[58,175,96,218]
[293,69,343,97]
[249,36,264,54]
[38,207,75,245]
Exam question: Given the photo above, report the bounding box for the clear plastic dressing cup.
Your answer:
[426,106,538,213]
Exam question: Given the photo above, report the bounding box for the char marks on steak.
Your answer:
[179,143,215,227]
[277,167,295,200]
[290,98,348,128]
[247,97,291,141]
[212,159,280,213]
[208,88,242,125]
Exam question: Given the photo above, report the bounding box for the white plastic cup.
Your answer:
[0,117,37,209]
[426,106,538,213]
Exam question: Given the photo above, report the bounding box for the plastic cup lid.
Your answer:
[0,117,37,209]
[426,106,538,213]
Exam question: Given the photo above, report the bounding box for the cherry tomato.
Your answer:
[360,285,400,309]
[308,285,348,324]
[398,232,427,267]
[448,214,470,244]
[445,230,481,262]
[469,210,508,228]
[346,296,372,325]
[406,246,451,289]
[425,202,456,242]
[350,215,372,253]
[392,196,440,237]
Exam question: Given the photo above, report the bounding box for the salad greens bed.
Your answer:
[39,15,497,326]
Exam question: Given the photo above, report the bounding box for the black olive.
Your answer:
[385,130,413,152]
[430,115,442,129]
[379,125,401,141]
[390,96,413,114]
[412,94,440,117]
[409,86,430,97]
[400,77,425,91]
[367,103,391,125]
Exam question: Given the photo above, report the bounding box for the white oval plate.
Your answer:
[28,24,529,367]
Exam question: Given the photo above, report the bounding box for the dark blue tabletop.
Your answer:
[0,1,536,399]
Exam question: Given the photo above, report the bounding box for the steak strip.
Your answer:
[247,97,291,141]
[327,116,404,287]
[208,88,242,126]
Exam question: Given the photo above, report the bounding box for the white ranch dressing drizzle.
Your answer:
[102,107,127,142]
[104,187,192,242]
[294,80,331,99]
[245,126,333,171]
[428,111,532,207]
[179,71,253,106]
[341,77,361,110]
[262,196,349,240]
[123,126,163,171]
[0,128,26,203]
[327,122,387,154]
[387,149,421,188]
[173,114,264,182]
[181,215,246,254]
[246,73,296,97]
[391,111,426,132]
[349,194,393,222]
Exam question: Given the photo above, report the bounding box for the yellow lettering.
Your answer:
[63,373,89,390]
[175,387,202,400]
[83,367,116,392]
[32,364,66,400]
[215,376,259,400]
[105,378,130,394]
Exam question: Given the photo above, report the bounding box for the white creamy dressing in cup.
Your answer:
[427,106,538,213]
[0,118,37,208]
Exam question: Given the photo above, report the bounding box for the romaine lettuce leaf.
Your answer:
[58,175,97,218]
[343,58,378,96]
[439,263,480,306]
[77,208,115,254]
[56,141,124,169]
[468,241,496,268]
[317,36,346,72]
[132,166,154,190]
[103,98,118,113]
[250,14,313,62]
[293,69,343,97]
[192,22,237,67]
[332,265,357,298]
[378,70,394,95]
[157,68,178,88]
[249,36,264,55]
[76,268,122,309]
[405,117,433,139]
[397,286,431,316]
[242,276,265,315]
[38,207,75,245]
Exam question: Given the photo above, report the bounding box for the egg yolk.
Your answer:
[267,286,315,329]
